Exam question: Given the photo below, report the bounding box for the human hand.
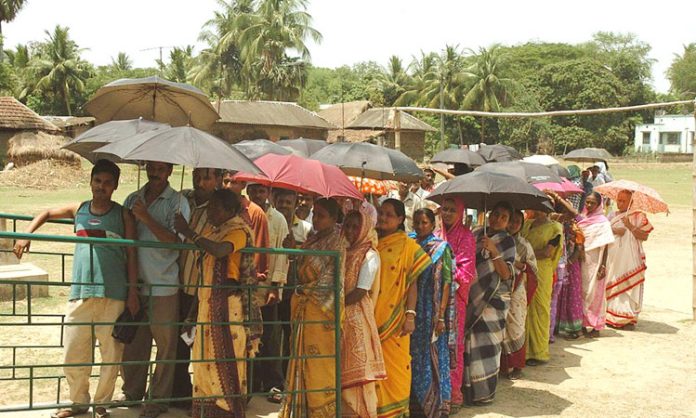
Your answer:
[131,199,150,223]
[173,213,191,237]
[400,315,416,336]
[13,239,31,259]
[265,287,280,305]
[282,233,296,249]
[126,289,140,315]
[598,265,607,280]
[482,236,498,256]
[435,319,446,336]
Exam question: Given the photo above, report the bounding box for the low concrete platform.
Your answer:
[2,398,281,417]
[0,262,49,301]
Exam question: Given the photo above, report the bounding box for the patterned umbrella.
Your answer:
[594,179,669,214]
[347,176,398,196]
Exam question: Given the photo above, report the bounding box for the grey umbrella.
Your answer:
[84,76,220,130]
[310,142,423,182]
[477,161,564,184]
[61,119,170,163]
[92,126,262,174]
[278,138,329,157]
[563,147,613,162]
[548,164,571,179]
[232,139,292,160]
[431,148,486,167]
[477,144,523,162]
[426,171,553,212]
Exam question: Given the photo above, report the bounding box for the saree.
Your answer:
[280,226,345,418]
[578,202,614,331]
[605,210,653,328]
[464,228,516,404]
[557,221,585,334]
[375,231,431,418]
[341,212,386,418]
[501,234,538,370]
[192,217,253,418]
[408,233,454,417]
[521,219,563,362]
[434,198,476,406]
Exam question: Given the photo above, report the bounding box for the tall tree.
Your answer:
[110,51,132,73]
[24,25,92,115]
[158,45,193,83]
[378,55,410,106]
[667,43,696,100]
[0,0,27,62]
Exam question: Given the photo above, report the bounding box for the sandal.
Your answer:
[50,407,88,418]
[508,368,522,380]
[94,407,109,418]
[267,387,284,404]
[564,332,580,340]
[139,404,165,418]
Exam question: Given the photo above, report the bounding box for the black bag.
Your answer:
[111,308,145,344]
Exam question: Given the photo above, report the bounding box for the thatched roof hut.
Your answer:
[7,131,80,167]
[211,100,336,143]
[318,101,386,143]
[0,97,60,133]
[42,116,96,138]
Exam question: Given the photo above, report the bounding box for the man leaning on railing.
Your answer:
[12,159,139,418]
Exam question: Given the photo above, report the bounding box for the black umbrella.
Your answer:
[548,164,571,179]
[278,138,329,157]
[426,171,553,212]
[477,144,523,162]
[563,147,613,162]
[477,161,564,184]
[310,142,423,182]
[431,148,487,167]
[232,139,292,160]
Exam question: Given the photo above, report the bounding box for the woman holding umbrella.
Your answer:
[605,190,653,329]
[280,198,345,418]
[435,197,476,409]
[577,192,614,337]
[374,199,431,418]
[464,202,516,406]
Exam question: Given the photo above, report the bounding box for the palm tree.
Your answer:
[377,55,410,106]
[0,0,27,62]
[158,46,193,83]
[462,45,518,141]
[4,42,28,68]
[394,51,438,106]
[110,51,132,72]
[239,0,321,99]
[24,25,91,115]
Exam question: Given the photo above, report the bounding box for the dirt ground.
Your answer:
[1,162,695,417]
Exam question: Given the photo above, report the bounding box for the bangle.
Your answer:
[405,309,416,317]
[437,318,445,323]
[492,254,503,261]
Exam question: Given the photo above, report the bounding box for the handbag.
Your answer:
[112,307,145,344]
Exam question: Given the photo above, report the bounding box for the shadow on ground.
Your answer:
[457,385,573,417]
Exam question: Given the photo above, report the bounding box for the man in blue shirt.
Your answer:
[115,161,190,418]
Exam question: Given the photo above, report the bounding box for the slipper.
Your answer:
[267,387,284,404]
[564,332,581,340]
[50,407,88,418]
[94,407,109,418]
[508,369,522,380]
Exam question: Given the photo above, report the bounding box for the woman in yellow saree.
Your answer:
[280,198,345,418]
[374,199,431,418]
[174,189,255,418]
[522,210,563,365]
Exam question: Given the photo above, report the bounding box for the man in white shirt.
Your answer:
[385,182,424,233]
[414,168,436,200]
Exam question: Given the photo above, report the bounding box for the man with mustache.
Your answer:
[115,161,191,418]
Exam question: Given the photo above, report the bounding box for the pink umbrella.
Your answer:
[594,179,669,214]
[233,153,364,200]
[533,179,584,196]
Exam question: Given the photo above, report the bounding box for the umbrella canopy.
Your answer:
[477,161,564,184]
[347,176,398,196]
[84,76,220,130]
[92,126,262,174]
[232,139,292,160]
[533,179,584,196]
[426,171,553,212]
[431,148,486,167]
[548,164,571,179]
[62,119,170,163]
[522,154,560,166]
[310,142,423,182]
[233,154,363,200]
[594,179,669,214]
[477,144,523,162]
[563,147,613,162]
[278,138,329,157]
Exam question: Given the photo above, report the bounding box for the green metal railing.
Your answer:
[0,213,342,417]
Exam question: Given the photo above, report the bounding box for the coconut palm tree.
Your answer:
[377,55,410,106]
[110,51,132,72]
[24,25,91,115]
[0,0,27,62]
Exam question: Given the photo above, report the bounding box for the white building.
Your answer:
[634,113,695,153]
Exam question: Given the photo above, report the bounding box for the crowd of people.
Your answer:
[11,158,653,418]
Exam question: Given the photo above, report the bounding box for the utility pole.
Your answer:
[140,46,175,73]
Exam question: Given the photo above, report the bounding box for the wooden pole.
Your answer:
[394,109,402,150]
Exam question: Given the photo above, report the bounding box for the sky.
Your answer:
[6,0,696,93]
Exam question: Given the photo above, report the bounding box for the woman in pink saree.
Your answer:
[435,197,476,410]
[577,192,614,338]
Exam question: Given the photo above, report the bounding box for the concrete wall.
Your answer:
[211,123,329,144]
[377,131,426,162]
[634,115,695,153]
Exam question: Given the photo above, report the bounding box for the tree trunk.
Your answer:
[480,117,486,143]
[64,83,72,116]
[0,20,4,64]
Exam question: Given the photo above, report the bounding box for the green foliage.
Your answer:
[667,43,696,100]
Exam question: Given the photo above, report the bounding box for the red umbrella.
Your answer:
[594,179,669,214]
[533,179,583,196]
[233,154,363,200]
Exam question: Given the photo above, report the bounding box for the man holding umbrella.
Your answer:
[115,161,191,418]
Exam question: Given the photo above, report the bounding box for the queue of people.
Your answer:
[12,158,653,418]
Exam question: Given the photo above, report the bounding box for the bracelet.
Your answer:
[405,309,417,317]
[437,318,445,323]
[492,254,503,261]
